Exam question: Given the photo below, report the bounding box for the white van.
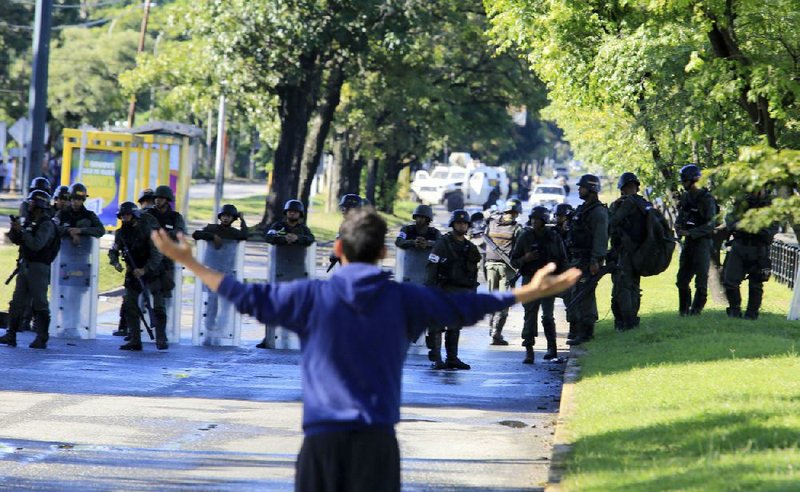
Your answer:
[411,160,509,211]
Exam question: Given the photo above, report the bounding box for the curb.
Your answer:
[545,345,584,491]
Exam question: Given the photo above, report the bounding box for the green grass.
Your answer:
[562,256,800,491]
[0,243,123,309]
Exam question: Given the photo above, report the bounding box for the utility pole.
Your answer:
[213,95,226,224]
[127,0,152,128]
[25,0,54,191]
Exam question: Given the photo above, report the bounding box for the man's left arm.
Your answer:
[79,212,106,238]
[21,220,55,251]
[295,225,316,246]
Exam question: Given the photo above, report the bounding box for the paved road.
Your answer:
[0,189,570,491]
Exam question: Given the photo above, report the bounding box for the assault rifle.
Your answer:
[483,233,522,285]
[4,260,19,285]
[565,262,618,311]
[119,245,156,340]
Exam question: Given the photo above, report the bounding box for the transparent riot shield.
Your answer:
[264,243,317,349]
[49,236,100,339]
[192,240,245,346]
[395,247,430,285]
[162,266,183,344]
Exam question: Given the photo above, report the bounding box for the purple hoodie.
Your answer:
[218,263,515,436]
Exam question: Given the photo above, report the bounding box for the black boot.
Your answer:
[744,284,763,320]
[690,291,706,316]
[523,344,534,364]
[726,307,742,318]
[567,324,591,346]
[112,306,128,337]
[678,288,692,316]
[28,310,49,349]
[444,331,470,370]
[119,341,143,351]
[0,330,17,347]
[428,331,446,369]
[567,322,576,340]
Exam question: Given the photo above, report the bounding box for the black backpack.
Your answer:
[631,201,676,277]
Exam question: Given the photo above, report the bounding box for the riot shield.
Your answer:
[49,236,100,339]
[395,247,430,285]
[264,243,317,349]
[162,266,183,344]
[192,240,245,346]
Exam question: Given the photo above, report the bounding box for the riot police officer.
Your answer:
[194,203,249,245]
[425,209,481,370]
[148,185,186,303]
[264,200,314,246]
[566,174,608,346]
[484,198,523,345]
[395,204,441,252]
[553,203,575,339]
[259,199,316,348]
[53,186,71,213]
[109,202,167,350]
[512,206,568,363]
[56,183,105,245]
[19,176,52,219]
[0,190,59,349]
[675,164,717,316]
[608,172,647,331]
[328,194,363,271]
[722,191,777,320]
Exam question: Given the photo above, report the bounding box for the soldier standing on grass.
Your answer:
[608,172,648,331]
[484,198,523,345]
[721,190,778,320]
[109,202,167,351]
[674,164,717,316]
[553,203,576,340]
[511,206,568,364]
[565,174,608,347]
[425,209,482,370]
[0,190,59,349]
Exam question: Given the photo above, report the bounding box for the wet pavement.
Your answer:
[0,291,569,491]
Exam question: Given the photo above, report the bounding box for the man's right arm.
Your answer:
[395,226,415,249]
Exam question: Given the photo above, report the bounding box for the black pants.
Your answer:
[296,428,400,492]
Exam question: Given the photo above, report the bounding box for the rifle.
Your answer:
[119,245,156,340]
[326,256,339,273]
[565,262,617,311]
[483,233,522,284]
[4,260,19,285]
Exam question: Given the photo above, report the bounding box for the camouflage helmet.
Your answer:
[55,185,70,201]
[529,206,550,224]
[449,209,471,227]
[27,189,51,209]
[154,185,175,202]
[137,188,155,205]
[554,203,574,217]
[412,204,434,221]
[283,199,305,216]
[116,201,140,219]
[29,176,51,193]
[617,172,640,190]
[679,164,701,182]
[576,174,601,193]
[218,203,240,220]
[504,198,523,214]
[69,182,88,199]
[338,194,362,211]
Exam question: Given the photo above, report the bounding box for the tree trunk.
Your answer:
[377,156,402,214]
[326,130,346,212]
[365,158,377,205]
[298,64,345,210]
[259,56,321,228]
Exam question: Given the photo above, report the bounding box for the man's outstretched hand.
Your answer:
[513,263,580,305]
[152,230,194,265]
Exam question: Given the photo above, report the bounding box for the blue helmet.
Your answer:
[679,164,701,182]
[617,172,640,190]
[449,209,471,227]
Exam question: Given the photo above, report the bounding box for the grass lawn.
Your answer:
[562,256,800,491]
[0,243,123,309]
[187,193,417,244]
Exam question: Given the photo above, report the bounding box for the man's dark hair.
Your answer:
[339,208,387,264]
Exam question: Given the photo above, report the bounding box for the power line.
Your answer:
[0,16,116,31]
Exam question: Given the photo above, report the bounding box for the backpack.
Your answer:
[631,201,675,277]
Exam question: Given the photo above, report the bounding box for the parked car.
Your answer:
[528,184,567,209]
[410,158,510,211]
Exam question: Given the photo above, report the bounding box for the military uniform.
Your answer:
[484,212,522,343]
[675,188,716,315]
[608,194,648,330]
[566,198,608,344]
[110,211,166,350]
[395,224,441,251]
[1,197,59,348]
[425,227,481,369]
[56,206,105,240]
[511,222,567,361]
[146,202,186,299]
[722,196,777,320]
[265,221,315,246]
[194,221,250,242]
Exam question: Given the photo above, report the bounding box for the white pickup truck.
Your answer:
[411,161,509,212]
